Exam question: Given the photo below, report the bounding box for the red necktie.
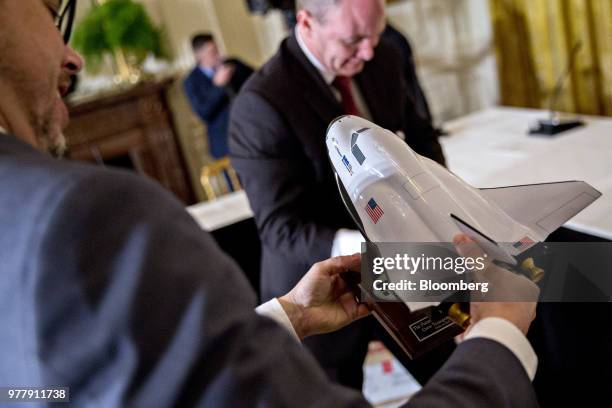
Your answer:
[332,76,362,117]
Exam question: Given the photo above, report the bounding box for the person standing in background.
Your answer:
[184,33,253,159]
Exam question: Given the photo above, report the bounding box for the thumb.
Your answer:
[323,253,361,277]
[453,234,485,259]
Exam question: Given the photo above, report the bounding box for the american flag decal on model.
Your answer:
[513,236,535,250]
[365,198,384,223]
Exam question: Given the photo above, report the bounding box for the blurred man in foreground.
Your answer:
[0,0,538,406]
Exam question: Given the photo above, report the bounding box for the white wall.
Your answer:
[153,0,213,71]
[387,0,499,122]
[145,0,286,70]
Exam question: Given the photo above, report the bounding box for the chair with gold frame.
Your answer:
[200,157,242,200]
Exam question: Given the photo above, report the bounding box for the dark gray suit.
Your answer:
[0,133,537,407]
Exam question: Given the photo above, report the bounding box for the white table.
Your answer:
[441,107,612,240]
[187,190,253,232]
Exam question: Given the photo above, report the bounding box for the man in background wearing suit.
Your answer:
[229,0,448,388]
[184,33,253,159]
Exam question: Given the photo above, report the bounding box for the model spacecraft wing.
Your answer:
[326,115,602,264]
[479,182,602,237]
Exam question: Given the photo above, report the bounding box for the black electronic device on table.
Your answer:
[529,42,585,137]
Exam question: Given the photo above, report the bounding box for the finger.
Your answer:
[453,234,492,269]
[320,253,361,277]
[338,292,371,320]
[453,234,483,258]
[486,266,541,301]
[333,275,349,293]
[355,303,372,320]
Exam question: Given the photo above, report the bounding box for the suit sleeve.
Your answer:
[228,91,337,268]
[406,339,539,408]
[183,75,229,123]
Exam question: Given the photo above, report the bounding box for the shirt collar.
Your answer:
[0,126,6,134]
[198,65,215,79]
[295,27,335,85]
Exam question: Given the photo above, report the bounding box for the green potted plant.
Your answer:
[72,0,168,84]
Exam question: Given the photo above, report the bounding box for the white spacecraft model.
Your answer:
[326,115,602,265]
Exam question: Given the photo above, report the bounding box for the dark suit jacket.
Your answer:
[0,132,537,407]
[382,24,433,123]
[229,34,445,301]
[184,59,253,158]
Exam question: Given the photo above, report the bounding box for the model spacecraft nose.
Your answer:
[326,115,602,264]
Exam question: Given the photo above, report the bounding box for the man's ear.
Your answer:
[296,9,314,37]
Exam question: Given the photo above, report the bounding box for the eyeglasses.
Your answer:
[55,0,77,44]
